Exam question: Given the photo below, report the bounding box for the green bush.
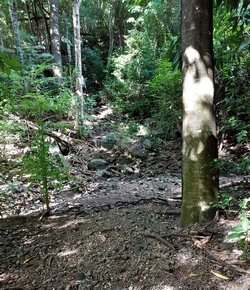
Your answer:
[148,61,182,140]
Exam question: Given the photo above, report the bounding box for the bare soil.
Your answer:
[1,106,250,290]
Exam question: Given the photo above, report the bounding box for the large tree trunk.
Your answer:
[50,0,62,81]
[72,0,84,135]
[180,0,219,227]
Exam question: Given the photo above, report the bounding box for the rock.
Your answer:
[95,169,113,178]
[143,139,153,151]
[102,170,114,178]
[220,242,234,250]
[121,165,134,175]
[12,181,25,193]
[88,159,108,170]
[101,134,119,150]
[158,185,165,190]
[75,272,85,280]
[129,142,148,159]
[91,139,98,147]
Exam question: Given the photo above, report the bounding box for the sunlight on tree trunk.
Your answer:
[107,0,115,69]
[180,0,219,227]
[72,0,84,136]
[50,0,62,82]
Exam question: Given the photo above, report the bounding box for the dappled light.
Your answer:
[0,0,250,288]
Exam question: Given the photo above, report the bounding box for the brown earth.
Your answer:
[1,106,250,290]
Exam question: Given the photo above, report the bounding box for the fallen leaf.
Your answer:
[194,240,203,249]
[98,234,106,242]
[23,256,35,264]
[188,273,198,277]
[211,270,229,280]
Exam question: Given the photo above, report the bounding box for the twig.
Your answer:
[141,231,175,250]
[193,238,250,275]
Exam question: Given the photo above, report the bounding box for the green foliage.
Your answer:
[213,191,233,209]
[82,47,105,87]
[0,53,22,107]
[105,120,139,151]
[18,90,70,120]
[0,53,22,75]
[22,124,69,215]
[148,61,182,140]
[214,2,250,146]
[228,217,250,260]
[101,0,181,121]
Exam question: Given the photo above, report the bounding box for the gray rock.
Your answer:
[129,142,148,159]
[121,165,134,175]
[143,139,153,150]
[220,242,234,250]
[75,272,85,280]
[101,134,119,150]
[102,170,114,178]
[88,159,108,170]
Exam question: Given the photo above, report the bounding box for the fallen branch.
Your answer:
[3,112,73,149]
[220,176,250,189]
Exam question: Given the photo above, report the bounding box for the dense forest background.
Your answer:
[1,1,250,288]
[0,0,249,215]
[0,0,249,137]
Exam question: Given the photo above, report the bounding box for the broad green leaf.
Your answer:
[231,225,244,232]
[238,38,250,52]
[241,217,249,231]
[228,233,244,239]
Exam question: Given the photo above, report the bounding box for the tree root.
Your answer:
[192,238,250,275]
[140,231,175,249]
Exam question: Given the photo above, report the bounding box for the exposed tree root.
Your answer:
[140,231,175,249]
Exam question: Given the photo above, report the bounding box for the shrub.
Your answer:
[148,61,182,140]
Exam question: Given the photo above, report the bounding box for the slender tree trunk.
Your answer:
[180,0,219,227]
[8,0,24,63]
[37,0,52,54]
[8,0,28,92]
[50,0,62,81]
[72,0,84,135]
[107,0,115,69]
[64,13,72,63]
[24,2,36,37]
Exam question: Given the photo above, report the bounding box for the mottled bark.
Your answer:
[72,0,84,135]
[50,0,62,81]
[64,13,72,63]
[180,0,219,227]
[8,0,28,92]
[8,0,24,63]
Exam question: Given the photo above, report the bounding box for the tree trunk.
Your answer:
[50,0,62,81]
[180,0,219,227]
[72,0,84,135]
[107,0,115,69]
[36,0,52,54]
[8,0,28,92]
[64,12,72,63]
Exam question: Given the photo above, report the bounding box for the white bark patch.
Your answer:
[182,45,215,137]
[198,201,210,212]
